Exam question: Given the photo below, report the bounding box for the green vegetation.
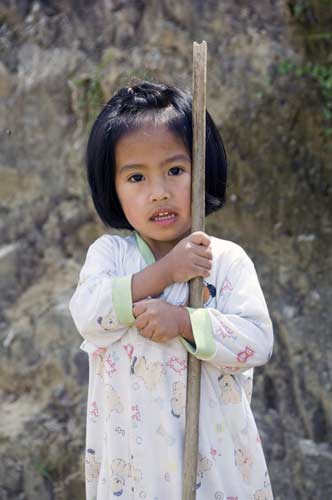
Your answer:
[34,462,52,481]
[278,59,332,131]
[71,76,104,129]
[288,0,332,56]
[281,1,332,131]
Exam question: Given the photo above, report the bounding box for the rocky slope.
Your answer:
[0,1,331,498]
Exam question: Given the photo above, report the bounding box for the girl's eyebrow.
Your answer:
[119,154,191,173]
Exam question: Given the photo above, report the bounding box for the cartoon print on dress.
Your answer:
[123,343,134,360]
[85,448,101,483]
[164,472,171,482]
[221,277,233,294]
[115,426,125,437]
[218,374,241,404]
[97,310,117,330]
[195,454,212,489]
[234,447,254,482]
[130,356,164,391]
[164,461,178,483]
[92,347,107,357]
[94,349,117,381]
[89,401,100,422]
[95,359,105,381]
[131,404,141,427]
[213,319,237,341]
[220,278,234,300]
[253,488,273,500]
[92,347,107,381]
[171,381,186,418]
[217,276,234,309]
[210,447,222,460]
[242,374,253,403]
[202,280,216,307]
[222,366,243,374]
[252,469,273,499]
[156,424,176,446]
[167,356,187,375]
[214,493,225,500]
[237,346,255,363]
[105,385,124,416]
[110,458,142,497]
[96,352,119,382]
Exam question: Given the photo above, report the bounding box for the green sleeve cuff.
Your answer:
[112,275,135,325]
[180,307,216,360]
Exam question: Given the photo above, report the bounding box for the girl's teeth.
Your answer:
[154,214,175,221]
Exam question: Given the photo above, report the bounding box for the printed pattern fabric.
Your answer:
[69,233,274,500]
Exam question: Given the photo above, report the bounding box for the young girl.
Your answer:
[69,81,274,500]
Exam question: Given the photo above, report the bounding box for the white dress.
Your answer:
[69,232,274,500]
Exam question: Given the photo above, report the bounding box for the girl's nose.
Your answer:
[150,182,170,202]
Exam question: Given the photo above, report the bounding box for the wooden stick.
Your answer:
[182,40,207,500]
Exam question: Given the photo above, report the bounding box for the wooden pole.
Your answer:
[182,40,207,500]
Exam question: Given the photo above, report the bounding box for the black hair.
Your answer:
[86,80,227,230]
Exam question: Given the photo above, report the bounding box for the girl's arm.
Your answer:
[180,256,274,374]
[69,231,212,348]
[131,231,212,302]
[131,258,173,301]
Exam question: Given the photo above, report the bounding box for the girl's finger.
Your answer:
[191,243,213,259]
[151,332,167,343]
[134,314,149,330]
[132,296,154,317]
[132,301,148,317]
[140,324,154,339]
[193,265,211,278]
[190,231,211,247]
[193,256,213,270]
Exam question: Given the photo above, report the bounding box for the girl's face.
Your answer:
[115,123,192,259]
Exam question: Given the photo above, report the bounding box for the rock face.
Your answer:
[0,1,331,499]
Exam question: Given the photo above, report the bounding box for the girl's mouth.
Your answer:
[150,211,177,226]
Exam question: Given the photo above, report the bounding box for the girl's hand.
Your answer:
[165,231,213,283]
[132,298,192,343]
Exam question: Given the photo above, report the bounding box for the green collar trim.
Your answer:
[134,232,156,265]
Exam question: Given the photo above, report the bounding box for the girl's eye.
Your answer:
[129,174,144,183]
[168,166,184,176]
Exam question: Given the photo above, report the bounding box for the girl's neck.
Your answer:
[136,231,188,261]
[143,237,175,261]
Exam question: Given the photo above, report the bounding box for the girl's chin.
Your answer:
[146,229,190,244]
